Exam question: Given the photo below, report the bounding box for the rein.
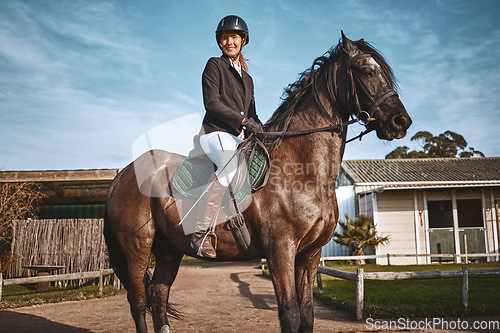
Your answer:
[256,118,373,143]
[257,50,396,144]
[257,118,357,138]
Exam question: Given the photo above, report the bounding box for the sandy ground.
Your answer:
[0,261,497,332]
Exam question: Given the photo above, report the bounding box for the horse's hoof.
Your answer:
[157,325,172,333]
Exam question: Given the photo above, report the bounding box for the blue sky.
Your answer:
[1,0,499,171]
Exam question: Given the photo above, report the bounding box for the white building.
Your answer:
[323,157,500,265]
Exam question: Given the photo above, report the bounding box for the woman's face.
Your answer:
[220,31,243,58]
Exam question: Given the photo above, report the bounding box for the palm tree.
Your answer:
[333,214,390,264]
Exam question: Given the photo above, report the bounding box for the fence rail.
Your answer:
[316,266,500,320]
[321,252,500,265]
[0,269,115,301]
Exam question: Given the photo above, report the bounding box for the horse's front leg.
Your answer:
[295,248,322,333]
[268,244,300,332]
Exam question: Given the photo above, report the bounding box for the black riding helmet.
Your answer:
[216,15,249,48]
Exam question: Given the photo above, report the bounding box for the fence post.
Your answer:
[463,234,469,264]
[356,268,364,320]
[316,272,323,295]
[461,266,469,308]
[0,272,3,302]
[115,273,121,289]
[98,271,104,297]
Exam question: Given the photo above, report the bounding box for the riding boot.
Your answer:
[190,179,228,258]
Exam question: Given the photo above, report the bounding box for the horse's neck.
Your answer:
[275,101,345,181]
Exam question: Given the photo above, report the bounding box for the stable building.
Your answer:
[0,169,119,218]
[335,157,500,265]
[0,169,119,277]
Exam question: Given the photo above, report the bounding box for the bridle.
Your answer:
[258,49,398,143]
[345,53,398,127]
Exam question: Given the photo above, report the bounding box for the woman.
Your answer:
[191,15,263,258]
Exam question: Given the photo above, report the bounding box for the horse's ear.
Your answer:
[341,30,359,57]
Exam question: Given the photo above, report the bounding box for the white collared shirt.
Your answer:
[229,58,242,76]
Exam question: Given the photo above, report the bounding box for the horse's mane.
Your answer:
[262,38,397,151]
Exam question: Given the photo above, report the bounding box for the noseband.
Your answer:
[258,50,398,142]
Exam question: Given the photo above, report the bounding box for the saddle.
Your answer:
[171,137,269,203]
[170,136,269,257]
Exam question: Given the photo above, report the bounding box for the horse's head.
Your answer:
[341,31,411,140]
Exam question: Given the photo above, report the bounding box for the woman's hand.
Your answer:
[243,118,263,134]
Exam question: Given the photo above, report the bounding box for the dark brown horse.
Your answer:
[104,32,411,333]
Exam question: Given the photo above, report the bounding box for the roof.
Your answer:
[341,157,500,190]
[0,169,119,204]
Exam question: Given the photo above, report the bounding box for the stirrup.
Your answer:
[200,231,217,254]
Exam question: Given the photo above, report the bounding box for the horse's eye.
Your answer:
[362,70,373,78]
[355,66,372,77]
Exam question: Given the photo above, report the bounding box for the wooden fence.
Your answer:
[0,269,115,301]
[316,265,500,320]
[9,219,110,280]
[321,252,500,265]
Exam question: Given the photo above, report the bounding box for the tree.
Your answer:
[333,214,390,264]
[0,182,45,269]
[386,130,485,159]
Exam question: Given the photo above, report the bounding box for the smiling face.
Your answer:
[220,31,244,59]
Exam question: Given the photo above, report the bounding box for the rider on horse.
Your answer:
[192,15,263,258]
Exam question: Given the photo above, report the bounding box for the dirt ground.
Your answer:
[0,261,496,332]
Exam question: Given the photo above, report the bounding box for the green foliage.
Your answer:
[0,182,45,269]
[386,130,485,159]
[333,214,389,262]
[0,182,45,243]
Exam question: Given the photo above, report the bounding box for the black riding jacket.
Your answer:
[201,54,260,136]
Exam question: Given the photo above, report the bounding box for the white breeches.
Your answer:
[199,131,243,187]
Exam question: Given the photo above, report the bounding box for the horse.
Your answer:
[104,31,412,333]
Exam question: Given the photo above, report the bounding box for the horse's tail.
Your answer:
[103,205,131,290]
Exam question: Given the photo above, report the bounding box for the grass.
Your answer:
[0,283,124,310]
[315,261,500,318]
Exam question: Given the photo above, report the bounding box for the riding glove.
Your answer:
[243,118,263,134]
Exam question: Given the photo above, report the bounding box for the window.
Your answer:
[428,200,453,228]
[427,198,484,229]
[457,199,483,227]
